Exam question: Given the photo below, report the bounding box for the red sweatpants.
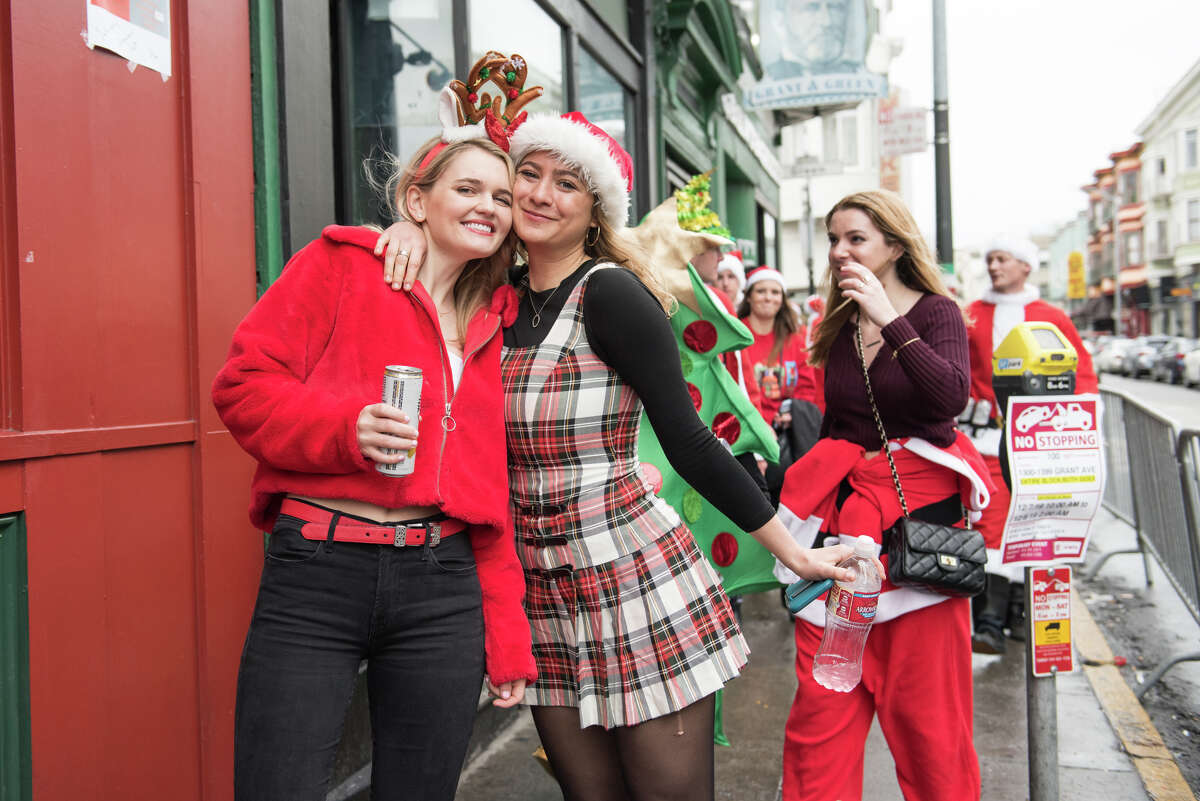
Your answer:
[782,599,980,801]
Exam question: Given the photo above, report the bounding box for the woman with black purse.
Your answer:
[773,190,994,801]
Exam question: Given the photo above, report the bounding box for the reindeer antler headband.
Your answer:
[419,51,543,171]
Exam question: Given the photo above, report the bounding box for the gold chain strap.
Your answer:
[854,318,909,516]
[853,318,970,529]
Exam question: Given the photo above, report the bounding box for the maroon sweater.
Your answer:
[820,293,969,449]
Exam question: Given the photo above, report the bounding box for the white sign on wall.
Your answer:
[878,106,927,158]
[85,0,172,80]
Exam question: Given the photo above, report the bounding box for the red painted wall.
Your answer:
[1,1,261,799]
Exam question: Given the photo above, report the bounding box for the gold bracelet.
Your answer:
[891,337,920,358]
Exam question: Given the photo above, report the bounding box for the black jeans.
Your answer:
[234,513,485,801]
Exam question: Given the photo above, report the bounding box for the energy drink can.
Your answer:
[377,365,422,477]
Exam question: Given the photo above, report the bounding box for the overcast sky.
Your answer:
[884,0,1200,251]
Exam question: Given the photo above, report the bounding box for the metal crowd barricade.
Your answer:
[1090,388,1200,697]
[1099,390,1135,525]
[1089,390,1152,583]
[1147,428,1200,697]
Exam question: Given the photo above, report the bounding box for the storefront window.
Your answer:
[578,48,630,150]
[585,0,629,39]
[469,0,564,114]
[759,208,778,270]
[338,0,457,225]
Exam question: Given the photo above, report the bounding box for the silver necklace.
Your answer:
[527,281,560,328]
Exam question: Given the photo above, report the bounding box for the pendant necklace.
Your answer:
[527,280,561,328]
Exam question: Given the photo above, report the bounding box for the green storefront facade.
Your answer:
[654,0,783,270]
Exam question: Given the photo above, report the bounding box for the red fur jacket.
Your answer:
[213,225,533,684]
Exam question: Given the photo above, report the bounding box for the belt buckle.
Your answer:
[392,522,441,547]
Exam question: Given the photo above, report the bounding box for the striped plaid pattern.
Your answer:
[502,264,748,728]
[523,524,748,728]
[502,264,681,571]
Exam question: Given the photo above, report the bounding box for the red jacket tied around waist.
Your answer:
[773,433,995,624]
[212,224,534,685]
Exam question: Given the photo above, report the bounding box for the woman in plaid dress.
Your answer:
[379,112,858,800]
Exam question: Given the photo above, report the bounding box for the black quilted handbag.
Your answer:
[884,517,986,598]
[854,321,986,598]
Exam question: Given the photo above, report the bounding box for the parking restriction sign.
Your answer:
[1029,566,1074,676]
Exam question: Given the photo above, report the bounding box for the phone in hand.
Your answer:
[784,577,833,614]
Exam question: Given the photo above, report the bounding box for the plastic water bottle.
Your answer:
[812,535,882,692]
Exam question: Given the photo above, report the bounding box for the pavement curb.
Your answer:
[1071,587,1196,800]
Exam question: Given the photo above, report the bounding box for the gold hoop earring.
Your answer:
[585,226,600,247]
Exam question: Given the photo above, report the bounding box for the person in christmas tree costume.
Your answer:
[623,174,791,747]
[626,173,784,599]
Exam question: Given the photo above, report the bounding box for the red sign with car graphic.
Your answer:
[1003,396,1104,564]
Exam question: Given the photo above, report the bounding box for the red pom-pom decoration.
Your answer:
[641,463,664,494]
[686,382,702,412]
[468,92,478,103]
[682,320,718,353]
[508,88,519,100]
[711,412,740,444]
[711,532,739,567]
[489,285,520,327]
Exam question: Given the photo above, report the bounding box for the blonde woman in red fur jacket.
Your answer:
[211,137,534,801]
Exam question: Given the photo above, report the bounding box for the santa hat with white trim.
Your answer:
[716,250,746,291]
[508,111,633,229]
[744,265,786,292]
[984,234,1040,273]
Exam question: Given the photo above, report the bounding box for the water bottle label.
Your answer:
[828,584,879,624]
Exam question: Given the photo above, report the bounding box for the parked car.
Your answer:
[1085,334,1112,357]
[1181,347,1200,388]
[1151,338,1197,384]
[1095,337,1133,374]
[1121,335,1173,378]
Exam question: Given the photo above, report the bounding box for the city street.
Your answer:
[1100,373,1200,429]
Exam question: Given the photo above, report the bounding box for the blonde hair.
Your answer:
[736,280,800,363]
[586,214,675,315]
[809,189,962,367]
[383,137,517,340]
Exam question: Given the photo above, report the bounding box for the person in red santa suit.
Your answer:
[803,294,827,413]
[736,267,819,428]
[964,234,1097,654]
[775,190,993,801]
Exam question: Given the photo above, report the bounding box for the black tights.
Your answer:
[530,695,716,801]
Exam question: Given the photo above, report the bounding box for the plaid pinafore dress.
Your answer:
[501,263,748,729]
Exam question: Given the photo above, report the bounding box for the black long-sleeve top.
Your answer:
[505,261,776,533]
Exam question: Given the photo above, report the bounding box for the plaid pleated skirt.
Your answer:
[522,523,749,729]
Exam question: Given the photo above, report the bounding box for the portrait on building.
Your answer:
[746,0,885,111]
[761,0,867,80]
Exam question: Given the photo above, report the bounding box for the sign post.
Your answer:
[992,322,1104,801]
[1029,566,1074,677]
